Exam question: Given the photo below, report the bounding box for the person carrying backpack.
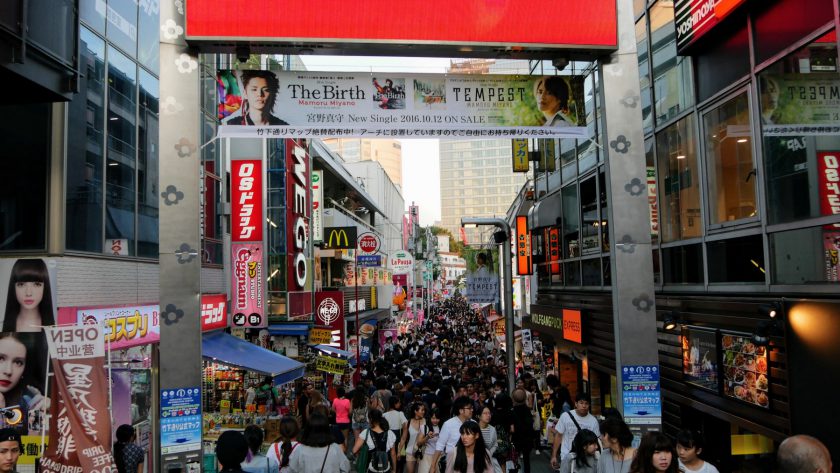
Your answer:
[352,409,397,473]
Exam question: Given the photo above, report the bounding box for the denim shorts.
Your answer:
[352,422,369,431]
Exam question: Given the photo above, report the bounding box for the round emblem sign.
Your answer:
[318,297,340,325]
[358,233,380,254]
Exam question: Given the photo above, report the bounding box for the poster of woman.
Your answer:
[682,327,719,391]
[0,258,57,333]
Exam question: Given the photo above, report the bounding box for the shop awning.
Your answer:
[528,190,562,230]
[267,324,310,336]
[347,308,389,324]
[313,344,353,358]
[202,331,305,385]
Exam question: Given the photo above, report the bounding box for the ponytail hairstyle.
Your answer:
[243,425,264,462]
[276,416,300,468]
[113,424,135,473]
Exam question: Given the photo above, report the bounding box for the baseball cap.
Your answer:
[0,428,21,447]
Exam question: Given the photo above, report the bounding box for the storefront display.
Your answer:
[721,332,769,409]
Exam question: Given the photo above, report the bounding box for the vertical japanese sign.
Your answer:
[231,242,265,327]
[818,152,840,281]
[200,294,228,332]
[41,325,116,473]
[315,291,344,348]
[548,228,561,274]
[231,160,263,242]
[287,140,313,320]
[515,216,532,275]
[512,139,529,172]
[312,170,323,243]
[621,365,662,425]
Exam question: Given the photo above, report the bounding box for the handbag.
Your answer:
[531,393,541,432]
[355,432,371,473]
[319,444,330,473]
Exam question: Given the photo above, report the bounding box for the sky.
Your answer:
[300,56,450,226]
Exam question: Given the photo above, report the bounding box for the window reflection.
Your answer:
[657,115,701,242]
[562,185,579,258]
[650,0,693,124]
[137,70,159,258]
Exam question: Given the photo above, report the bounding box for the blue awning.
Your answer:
[313,344,353,358]
[267,324,310,336]
[202,331,305,385]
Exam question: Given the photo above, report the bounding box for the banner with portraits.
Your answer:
[217,70,587,139]
[759,73,840,135]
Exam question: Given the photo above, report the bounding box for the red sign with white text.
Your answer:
[287,140,311,291]
[675,0,749,52]
[186,0,617,49]
[231,160,263,242]
[315,291,345,348]
[201,294,228,332]
[516,216,532,275]
[818,152,840,228]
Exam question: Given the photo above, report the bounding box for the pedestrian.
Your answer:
[431,397,474,473]
[298,383,312,427]
[596,417,635,473]
[287,412,350,473]
[776,434,833,473]
[113,424,145,473]
[266,416,300,473]
[551,393,601,469]
[628,431,680,473]
[558,429,600,473]
[476,406,501,473]
[333,387,352,451]
[675,430,719,473]
[0,428,21,473]
[417,409,442,473]
[384,396,408,457]
[352,408,398,473]
[444,420,492,473]
[216,430,248,473]
[241,425,274,473]
[403,402,429,473]
[511,388,536,473]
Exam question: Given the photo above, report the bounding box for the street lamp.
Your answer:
[461,217,515,394]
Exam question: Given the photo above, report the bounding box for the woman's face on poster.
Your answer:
[244,77,271,112]
[0,337,26,393]
[15,282,44,310]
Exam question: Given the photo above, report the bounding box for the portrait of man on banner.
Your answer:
[218,70,289,126]
[532,75,584,127]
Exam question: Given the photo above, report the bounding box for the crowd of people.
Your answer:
[211,295,833,473]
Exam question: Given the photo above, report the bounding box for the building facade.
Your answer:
[322,138,404,189]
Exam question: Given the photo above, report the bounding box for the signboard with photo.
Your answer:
[682,326,719,391]
[721,331,770,409]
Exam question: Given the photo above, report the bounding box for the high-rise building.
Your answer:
[322,139,403,189]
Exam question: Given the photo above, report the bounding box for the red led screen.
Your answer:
[185,0,617,48]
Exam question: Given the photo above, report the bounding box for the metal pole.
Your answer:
[355,246,360,383]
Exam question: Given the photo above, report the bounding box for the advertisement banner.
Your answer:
[70,304,160,350]
[41,324,116,473]
[512,139,529,172]
[521,328,534,354]
[466,273,499,304]
[760,74,840,135]
[287,141,312,294]
[160,387,202,454]
[315,291,344,348]
[231,242,265,327]
[621,365,662,425]
[315,355,348,375]
[682,326,719,391]
[231,159,263,242]
[309,328,333,345]
[515,215,532,275]
[217,71,588,139]
[0,258,58,331]
[312,170,323,243]
[201,294,228,332]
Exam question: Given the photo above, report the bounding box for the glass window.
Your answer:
[106,46,137,256]
[106,0,138,57]
[770,226,840,284]
[657,115,701,242]
[582,258,601,286]
[707,235,765,283]
[650,0,693,125]
[79,0,105,33]
[565,261,581,286]
[137,70,159,258]
[562,185,579,258]
[637,18,653,134]
[580,177,599,256]
[67,28,106,252]
[760,34,840,225]
[634,0,647,17]
[599,171,610,252]
[652,249,661,285]
[137,0,159,74]
[602,256,611,286]
[703,92,758,224]
[645,138,659,243]
[753,0,834,66]
[695,20,750,103]
[663,243,704,284]
[560,138,576,183]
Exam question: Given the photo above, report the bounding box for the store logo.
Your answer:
[324,227,357,249]
[317,297,340,325]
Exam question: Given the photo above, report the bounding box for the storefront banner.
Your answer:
[824,232,840,282]
[231,242,265,328]
[0,258,58,331]
[41,324,116,473]
[515,215,532,275]
[512,139,530,172]
[309,328,333,345]
[201,293,228,332]
[68,304,160,350]
[217,71,587,139]
[389,250,414,274]
[231,159,263,242]
[315,355,348,375]
[621,365,662,425]
[159,387,202,455]
[312,170,323,243]
[287,141,312,294]
[466,272,499,304]
[760,74,840,136]
[315,291,344,348]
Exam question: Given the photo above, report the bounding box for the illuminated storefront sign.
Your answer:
[516,216,532,275]
[201,294,228,332]
[675,0,748,52]
[512,139,529,172]
[315,291,344,348]
[73,304,160,349]
[231,160,263,242]
[312,171,323,243]
[231,242,265,327]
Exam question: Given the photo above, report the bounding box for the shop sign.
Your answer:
[309,328,333,345]
[562,309,583,344]
[494,319,506,338]
[75,304,160,350]
[316,355,348,375]
[315,291,344,348]
[324,226,357,250]
[512,139,529,172]
[346,335,372,363]
[818,152,840,225]
[675,0,748,53]
[539,139,557,172]
[548,228,561,273]
[216,71,589,140]
[159,386,203,455]
[201,294,228,332]
[312,170,323,243]
[621,365,662,425]
[231,159,263,242]
[41,324,116,473]
[287,142,311,292]
[349,299,367,313]
[18,436,48,465]
[531,310,563,331]
[231,242,265,328]
[647,166,659,237]
[358,232,381,254]
[389,250,414,274]
[521,328,534,354]
[515,216,532,275]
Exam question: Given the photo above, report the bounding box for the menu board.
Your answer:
[682,327,719,391]
[722,332,770,409]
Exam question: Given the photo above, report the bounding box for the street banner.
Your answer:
[217,70,587,139]
[231,242,266,327]
[315,355,348,375]
[466,272,500,304]
[512,139,530,172]
[41,324,116,473]
[312,170,323,243]
[231,159,263,242]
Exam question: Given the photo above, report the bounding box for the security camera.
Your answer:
[236,45,250,64]
[551,58,569,71]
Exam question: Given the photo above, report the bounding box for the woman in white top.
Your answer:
[352,409,398,473]
[383,396,408,456]
[417,409,442,473]
[476,407,502,473]
[288,412,350,473]
[241,425,277,473]
[676,430,720,473]
[403,402,429,473]
[266,416,300,473]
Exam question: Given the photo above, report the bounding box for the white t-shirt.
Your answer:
[436,416,466,454]
[554,411,601,459]
[679,460,720,473]
[361,429,397,451]
[383,410,408,433]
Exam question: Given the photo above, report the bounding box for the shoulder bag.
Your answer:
[318,444,330,473]
[355,431,371,473]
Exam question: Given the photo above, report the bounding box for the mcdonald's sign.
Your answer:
[323,227,357,249]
